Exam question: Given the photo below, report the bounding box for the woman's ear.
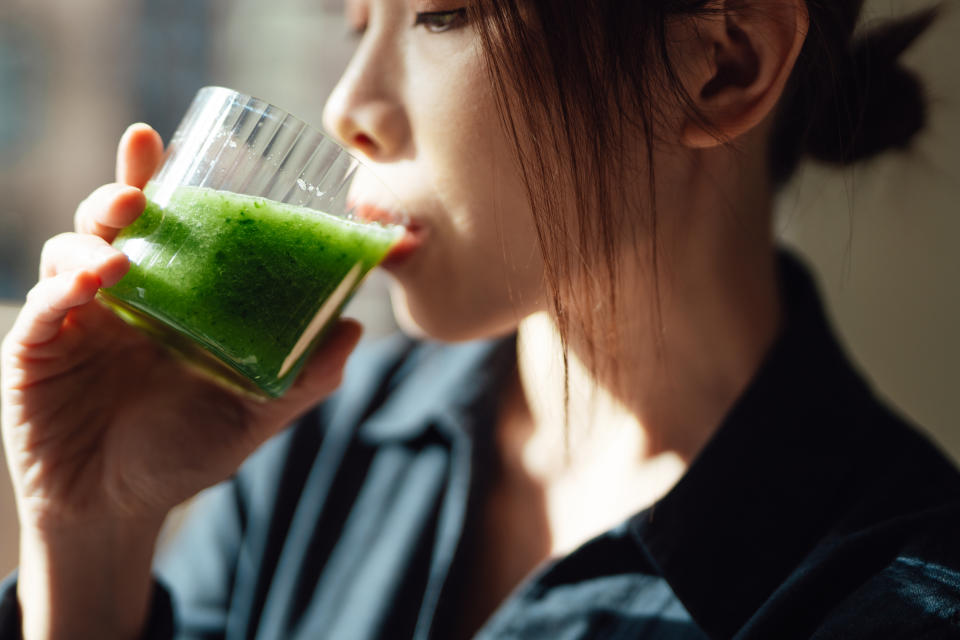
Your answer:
[680,0,809,149]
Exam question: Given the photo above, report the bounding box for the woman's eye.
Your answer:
[414,9,467,33]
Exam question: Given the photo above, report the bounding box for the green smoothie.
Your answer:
[101,185,400,397]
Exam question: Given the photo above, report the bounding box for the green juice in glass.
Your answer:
[100,185,400,398]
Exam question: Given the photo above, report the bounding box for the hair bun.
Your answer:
[805,7,939,165]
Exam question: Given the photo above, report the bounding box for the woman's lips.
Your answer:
[382,223,427,267]
[351,202,427,267]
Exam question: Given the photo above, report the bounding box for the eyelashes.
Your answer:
[413,9,468,33]
[349,7,468,38]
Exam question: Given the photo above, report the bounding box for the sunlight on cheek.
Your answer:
[408,44,502,201]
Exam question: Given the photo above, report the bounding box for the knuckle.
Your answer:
[74,196,93,230]
[73,207,86,229]
[40,232,72,261]
[50,231,75,244]
[94,182,118,197]
[322,367,346,392]
[39,238,55,266]
[0,334,18,370]
[24,281,45,305]
[0,330,22,363]
[74,184,112,222]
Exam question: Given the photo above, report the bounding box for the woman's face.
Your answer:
[323,0,546,341]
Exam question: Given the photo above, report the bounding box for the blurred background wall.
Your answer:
[0,0,958,576]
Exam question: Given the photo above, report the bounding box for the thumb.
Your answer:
[116,123,165,189]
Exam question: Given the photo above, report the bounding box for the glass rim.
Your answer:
[154,85,409,227]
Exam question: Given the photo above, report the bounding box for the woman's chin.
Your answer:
[387,284,522,343]
[389,292,430,340]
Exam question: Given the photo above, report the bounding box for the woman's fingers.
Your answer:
[292,319,364,395]
[7,270,104,348]
[116,123,164,189]
[40,233,129,285]
[72,124,161,241]
[74,183,146,241]
[247,319,364,430]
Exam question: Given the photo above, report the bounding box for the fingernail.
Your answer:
[123,122,150,137]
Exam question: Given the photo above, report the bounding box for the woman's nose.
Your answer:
[323,63,409,162]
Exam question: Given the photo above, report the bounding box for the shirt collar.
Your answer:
[630,251,874,638]
[355,333,516,444]
[351,251,880,636]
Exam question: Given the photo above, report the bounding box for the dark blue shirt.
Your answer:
[3,252,960,639]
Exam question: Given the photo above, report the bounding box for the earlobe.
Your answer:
[681,0,809,149]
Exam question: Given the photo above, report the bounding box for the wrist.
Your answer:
[18,517,163,640]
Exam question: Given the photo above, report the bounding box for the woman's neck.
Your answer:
[507,142,784,516]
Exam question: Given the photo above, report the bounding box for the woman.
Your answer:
[2,0,958,638]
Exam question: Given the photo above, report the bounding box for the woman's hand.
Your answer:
[1,124,362,639]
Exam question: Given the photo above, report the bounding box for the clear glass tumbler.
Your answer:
[98,87,404,398]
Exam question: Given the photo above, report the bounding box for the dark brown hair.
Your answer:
[469,0,937,410]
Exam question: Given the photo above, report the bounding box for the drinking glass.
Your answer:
[99,86,404,398]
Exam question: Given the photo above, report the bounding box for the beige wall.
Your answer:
[0,306,20,575]
[778,0,960,461]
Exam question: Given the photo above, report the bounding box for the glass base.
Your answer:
[96,291,275,400]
